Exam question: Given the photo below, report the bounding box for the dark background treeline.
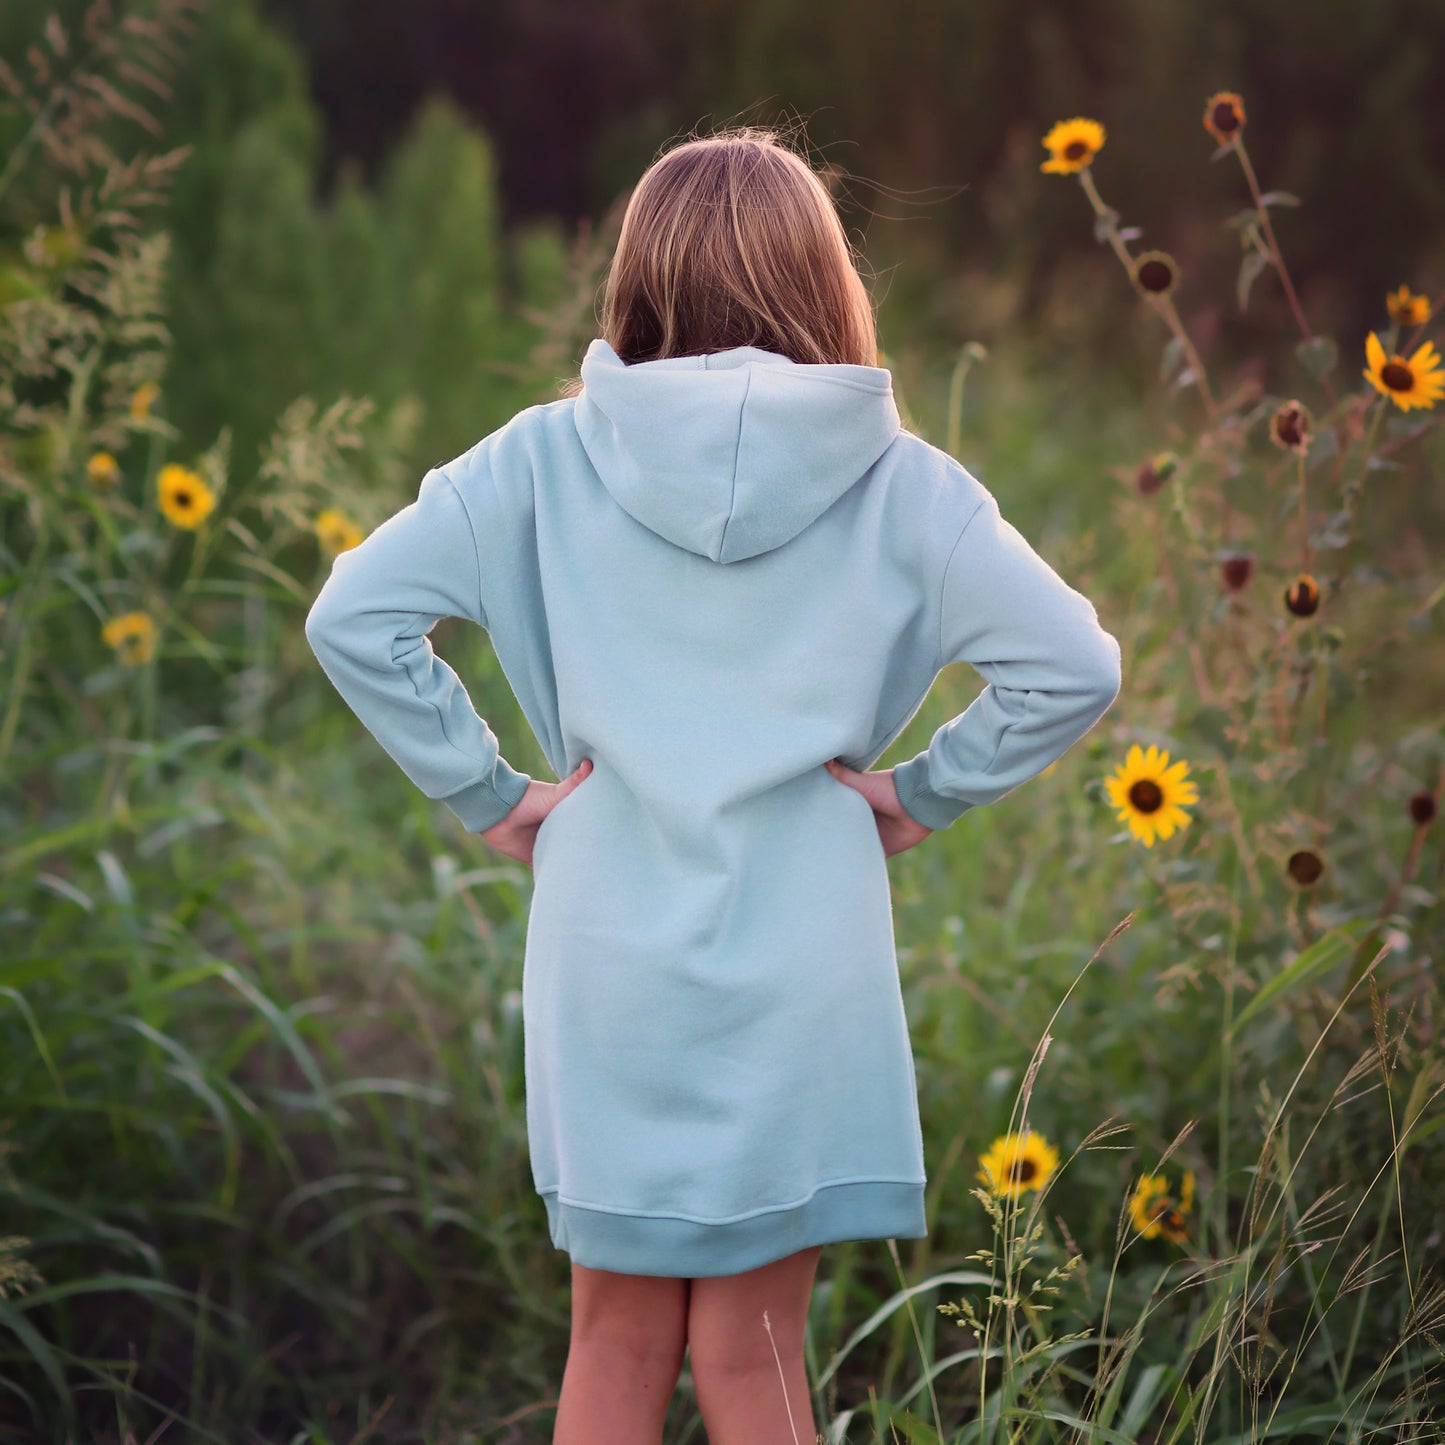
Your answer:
[3,0,1442,477]
[257,0,1445,260]
[255,0,1445,337]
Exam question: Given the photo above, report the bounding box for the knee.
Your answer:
[572,1319,688,1375]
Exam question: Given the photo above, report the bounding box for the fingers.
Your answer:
[556,756,594,796]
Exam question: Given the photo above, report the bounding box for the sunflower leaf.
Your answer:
[1309,509,1353,549]
[1237,248,1270,314]
[1257,190,1302,208]
[1117,226,1142,242]
[1092,206,1120,244]
[1159,336,1187,383]
[1228,918,1378,1038]
[1296,335,1338,377]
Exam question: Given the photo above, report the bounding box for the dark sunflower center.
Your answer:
[1129,779,1164,813]
[1274,411,1304,446]
[176,489,192,506]
[1287,850,1324,885]
[1063,139,1089,160]
[1211,102,1240,134]
[1222,556,1253,589]
[1380,361,1414,391]
[1136,259,1174,292]
[1008,1157,1038,1183]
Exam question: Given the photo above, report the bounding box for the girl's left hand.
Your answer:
[479,758,593,867]
[824,758,933,858]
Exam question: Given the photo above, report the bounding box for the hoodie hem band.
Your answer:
[539,1178,927,1277]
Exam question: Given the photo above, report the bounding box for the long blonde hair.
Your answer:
[560,124,878,395]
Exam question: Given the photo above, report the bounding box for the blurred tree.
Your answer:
[4,0,1442,460]
[374,96,506,455]
[252,0,1445,359]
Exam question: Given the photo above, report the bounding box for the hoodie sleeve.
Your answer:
[889,490,1122,832]
[303,466,533,834]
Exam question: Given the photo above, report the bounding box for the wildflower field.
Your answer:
[2,5,1443,1443]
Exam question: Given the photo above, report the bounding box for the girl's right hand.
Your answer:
[479,757,593,867]
[824,759,934,858]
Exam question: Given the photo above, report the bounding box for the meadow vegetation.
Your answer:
[1,4,1442,1442]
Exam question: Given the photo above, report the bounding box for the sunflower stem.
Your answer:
[1233,138,1339,411]
[1154,292,1220,425]
[1216,859,1242,1260]
[1296,448,1310,577]
[1077,168,1221,428]
[1326,397,1387,606]
[945,342,983,460]
[1076,166,1138,277]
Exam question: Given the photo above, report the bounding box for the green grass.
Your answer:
[2,14,1443,1432]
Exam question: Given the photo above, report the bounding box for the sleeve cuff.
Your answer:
[437,757,533,833]
[892,755,977,832]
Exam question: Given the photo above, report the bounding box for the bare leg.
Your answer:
[554,1262,690,1445]
[686,1245,824,1445]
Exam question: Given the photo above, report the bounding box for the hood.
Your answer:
[572,337,901,563]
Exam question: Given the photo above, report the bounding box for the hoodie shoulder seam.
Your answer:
[435,469,490,631]
[936,496,989,670]
[714,363,754,561]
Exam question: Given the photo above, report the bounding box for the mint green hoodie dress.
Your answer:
[304,337,1122,1278]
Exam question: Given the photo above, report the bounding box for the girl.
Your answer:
[305,124,1122,1444]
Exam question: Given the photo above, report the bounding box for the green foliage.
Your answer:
[1,1,1443,1440]
[158,11,566,479]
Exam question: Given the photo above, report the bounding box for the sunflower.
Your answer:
[86,451,120,488]
[157,463,216,529]
[1285,573,1320,617]
[1221,555,1254,592]
[1362,331,1444,412]
[1040,118,1106,175]
[1104,743,1198,848]
[314,507,365,555]
[1130,250,1179,299]
[1134,450,1178,496]
[1269,399,1312,453]
[1128,1169,1195,1243]
[1286,848,1324,886]
[977,1128,1060,1199]
[101,610,158,666]
[1203,91,1246,146]
[1386,285,1431,328]
[130,381,161,420]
